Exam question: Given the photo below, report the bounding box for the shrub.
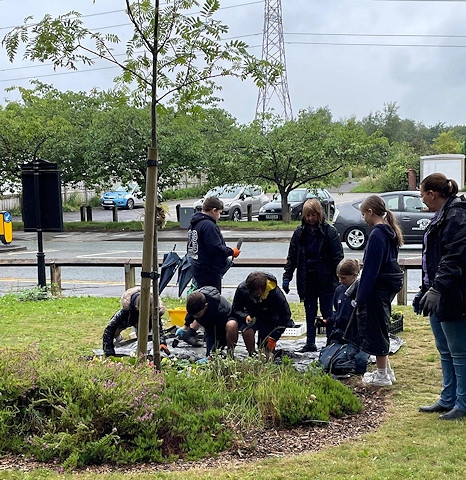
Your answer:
[0,346,362,469]
[62,192,85,212]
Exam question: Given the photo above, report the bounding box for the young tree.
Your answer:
[3,0,278,367]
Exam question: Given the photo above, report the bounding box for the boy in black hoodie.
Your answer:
[178,196,241,347]
[187,196,240,292]
[185,286,237,358]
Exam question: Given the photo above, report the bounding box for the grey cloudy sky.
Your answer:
[2,0,466,126]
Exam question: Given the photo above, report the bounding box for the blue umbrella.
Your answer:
[177,254,193,297]
[159,246,181,293]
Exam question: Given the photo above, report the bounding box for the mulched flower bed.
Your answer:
[0,380,388,474]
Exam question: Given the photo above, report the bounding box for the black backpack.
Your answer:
[319,341,369,376]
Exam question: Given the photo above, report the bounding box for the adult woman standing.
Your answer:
[417,173,466,420]
[283,198,344,352]
[345,195,404,386]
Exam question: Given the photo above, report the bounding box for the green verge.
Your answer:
[12,219,300,233]
[0,297,462,479]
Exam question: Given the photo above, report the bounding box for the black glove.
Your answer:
[419,288,441,317]
[282,279,290,294]
[412,290,424,315]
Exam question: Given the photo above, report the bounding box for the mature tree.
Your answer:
[0,86,74,193]
[0,83,239,196]
[221,108,376,222]
[3,0,278,366]
[157,106,238,191]
[432,130,463,154]
[361,102,406,144]
[0,83,142,191]
[377,142,420,192]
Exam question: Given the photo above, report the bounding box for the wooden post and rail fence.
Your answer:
[0,257,422,304]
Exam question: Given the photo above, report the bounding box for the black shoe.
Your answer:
[298,343,317,353]
[439,408,466,420]
[419,401,453,413]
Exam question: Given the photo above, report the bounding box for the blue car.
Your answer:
[99,182,144,210]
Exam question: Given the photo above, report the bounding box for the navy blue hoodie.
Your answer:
[356,223,399,306]
[187,211,233,274]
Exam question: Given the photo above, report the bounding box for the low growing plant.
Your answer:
[0,344,362,469]
[9,285,53,302]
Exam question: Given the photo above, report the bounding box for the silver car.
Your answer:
[193,184,270,221]
[333,191,435,250]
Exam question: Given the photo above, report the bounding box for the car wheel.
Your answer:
[126,199,134,210]
[293,210,302,221]
[345,227,367,250]
[231,208,241,221]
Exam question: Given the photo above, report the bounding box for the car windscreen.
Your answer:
[206,186,242,199]
[287,190,306,202]
[113,183,136,193]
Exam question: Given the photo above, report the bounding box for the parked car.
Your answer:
[333,191,435,250]
[99,182,144,210]
[258,188,335,221]
[193,184,269,221]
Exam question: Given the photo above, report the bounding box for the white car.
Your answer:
[193,184,270,221]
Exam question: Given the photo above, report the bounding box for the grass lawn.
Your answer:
[0,295,464,479]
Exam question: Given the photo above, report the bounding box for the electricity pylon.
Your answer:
[256,0,293,121]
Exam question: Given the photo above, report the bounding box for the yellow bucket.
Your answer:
[167,308,187,327]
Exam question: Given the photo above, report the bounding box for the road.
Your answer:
[0,228,422,301]
[1,188,421,300]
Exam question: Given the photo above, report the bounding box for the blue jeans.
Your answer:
[304,292,333,346]
[430,314,466,411]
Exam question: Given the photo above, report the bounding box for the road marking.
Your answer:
[0,278,125,286]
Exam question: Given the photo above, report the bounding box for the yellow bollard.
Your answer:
[0,211,13,245]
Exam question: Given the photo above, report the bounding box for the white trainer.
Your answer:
[362,371,392,387]
[388,368,396,383]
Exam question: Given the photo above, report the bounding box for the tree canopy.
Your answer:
[214,108,382,221]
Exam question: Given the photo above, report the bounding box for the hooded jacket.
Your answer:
[356,223,402,307]
[422,196,466,322]
[187,212,233,274]
[283,220,343,300]
[231,272,292,340]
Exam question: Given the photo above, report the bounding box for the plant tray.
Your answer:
[389,314,404,334]
[283,323,306,337]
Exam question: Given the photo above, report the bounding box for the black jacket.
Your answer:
[102,308,139,357]
[422,196,466,322]
[230,273,292,341]
[187,212,233,274]
[283,221,343,300]
[184,286,231,329]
